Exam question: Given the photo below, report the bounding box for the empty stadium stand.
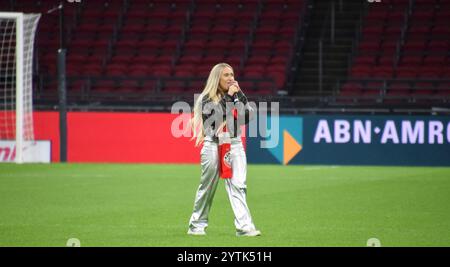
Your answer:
[341,0,450,107]
[3,0,306,104]
[2,0,449,113]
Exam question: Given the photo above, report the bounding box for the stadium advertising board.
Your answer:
[247,115,450,166]
[0,140,51,163]
[30,112,450,165]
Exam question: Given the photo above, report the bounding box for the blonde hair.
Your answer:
[191,63,232,146]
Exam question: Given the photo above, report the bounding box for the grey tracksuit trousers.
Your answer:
[188,136,257,233]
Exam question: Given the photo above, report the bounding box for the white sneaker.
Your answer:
[187,228,206,236]
[236,229,261,237]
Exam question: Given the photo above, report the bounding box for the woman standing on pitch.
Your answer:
[188,63,261,237]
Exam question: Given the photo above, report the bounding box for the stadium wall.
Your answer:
[21,112,450,166]
[33,111,201,163]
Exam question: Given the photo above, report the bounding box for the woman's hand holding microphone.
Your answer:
[227,81,240,97]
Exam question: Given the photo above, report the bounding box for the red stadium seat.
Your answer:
[414,82,435,95]
[386,11,405,24]
[68,80,86,93]
[399,55,423,66]
[129,64,152,74]
[187,80,205,92]
[423,55,446,66]
[178,54,203,65]
[247,55,271,66]
[133,55,157,65]
[428,40,448,53]
[207,39,229,50]
[92,80,118,92]
[362,25,384,38]
[32,0,305,97]
[81,64,103,76]
[359,41,380,53]
[403,40,427,53]
[163,80,186,93]
[141,80,157,92]
[340,82,363,96]
[152,65,172,77]
[380,40,398,54]
[154,55,174,64]
[431,25,450,36]
[395,67,418,78]
[350,65,372,78]
[387,82,411,96]
[435,82,450,96]
[105,64,127,76]
[184,39,206,50]
[270,55,288,64]
[202,55,226,65]
[196,65,215,77]
[378,55,395,66]
[210,25,234,35]
[373,66,394,78]
[174,69,194,77]
[120,80,141,91]
[417,66,442,79]
[269,73,286,89]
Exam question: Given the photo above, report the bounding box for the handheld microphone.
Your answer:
[233,93,239,103]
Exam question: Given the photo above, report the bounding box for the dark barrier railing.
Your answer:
[33,76,450,116]
[334,78,450,104]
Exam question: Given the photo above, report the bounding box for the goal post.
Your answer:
[0,12,43,163]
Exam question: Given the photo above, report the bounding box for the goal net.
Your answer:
[0,12,42,163]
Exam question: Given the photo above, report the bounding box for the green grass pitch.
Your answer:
[0,163,449,247]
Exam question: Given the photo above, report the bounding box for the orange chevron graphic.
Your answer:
[283,130,302,165]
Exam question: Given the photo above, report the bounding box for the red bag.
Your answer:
[218,127,232,179]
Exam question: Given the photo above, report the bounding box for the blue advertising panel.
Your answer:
[247,115,450,166]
